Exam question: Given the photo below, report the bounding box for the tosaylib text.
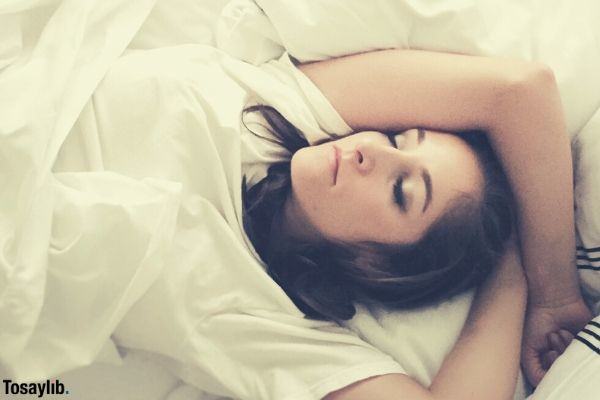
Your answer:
[3,379,68,397]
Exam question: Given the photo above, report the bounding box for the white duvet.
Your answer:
[2,1,600,399]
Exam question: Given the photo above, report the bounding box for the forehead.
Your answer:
[431,132,483,185]
[421,131,483,203]
[383,131,483,243]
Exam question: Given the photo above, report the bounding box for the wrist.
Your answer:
[520,246,580,307]
[529,284,583,308]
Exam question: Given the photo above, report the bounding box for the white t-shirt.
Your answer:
[54,46,405,400]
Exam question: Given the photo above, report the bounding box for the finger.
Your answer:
[522,349,546,387]
[558,329,574,346]
[548,332,566,353]
[542,350,560,370]
[548,350,560,365]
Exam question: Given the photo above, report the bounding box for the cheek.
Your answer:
[327,181,390,236]
[346,177,389,212]
[291,151,335,231]
[291,151,314,196]
[291,147,327,187]
[292,151,322,201]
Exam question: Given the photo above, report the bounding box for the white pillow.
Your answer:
[250,0,600,135]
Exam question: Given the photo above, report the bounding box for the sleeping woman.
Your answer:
[241,49,593,399]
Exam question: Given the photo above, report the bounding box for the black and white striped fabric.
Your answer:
[575,241,600,315]
[577,245,600,272]
[575,320,600,356]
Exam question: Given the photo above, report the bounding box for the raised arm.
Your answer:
[299,48,591,385]
[298,48,541,132]
[298,49,576,299]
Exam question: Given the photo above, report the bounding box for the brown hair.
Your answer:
[242,105,515,322]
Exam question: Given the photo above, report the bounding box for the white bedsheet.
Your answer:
[0,1,228,399]
[0,0,167,379]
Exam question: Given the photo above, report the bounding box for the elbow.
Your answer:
[493,61,559,116]
[504,62,558,94]
[532,63,558,86]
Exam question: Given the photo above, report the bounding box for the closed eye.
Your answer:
[385,132,407,212]
[393,177,405,211]
[385,132,403,147]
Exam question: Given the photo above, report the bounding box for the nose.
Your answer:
[340,144,374,175]
[350,140,417,176]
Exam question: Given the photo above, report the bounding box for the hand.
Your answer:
[521,296,592,387]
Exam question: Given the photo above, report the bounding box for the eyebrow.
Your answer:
[418,129,432,213]
[421,169,432,213]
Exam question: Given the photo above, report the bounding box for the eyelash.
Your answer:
[393,177,405,211]
[386,133,406,212]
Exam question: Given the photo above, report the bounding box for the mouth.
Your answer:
[330,145,340,185]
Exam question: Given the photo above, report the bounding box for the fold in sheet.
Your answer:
[0,0,178,380]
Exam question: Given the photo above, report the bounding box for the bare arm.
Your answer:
[298,48,580,308]
[484,67,578,305]
[324,239,527,400]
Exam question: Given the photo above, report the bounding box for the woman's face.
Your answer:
[284,129,484,245]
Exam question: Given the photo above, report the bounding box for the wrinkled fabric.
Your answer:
[0,0,163,379]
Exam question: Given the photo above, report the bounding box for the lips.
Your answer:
[330,145,340,185]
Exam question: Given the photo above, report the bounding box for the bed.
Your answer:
[1,1,599,399]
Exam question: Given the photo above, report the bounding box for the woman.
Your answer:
[242,49,592,399]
